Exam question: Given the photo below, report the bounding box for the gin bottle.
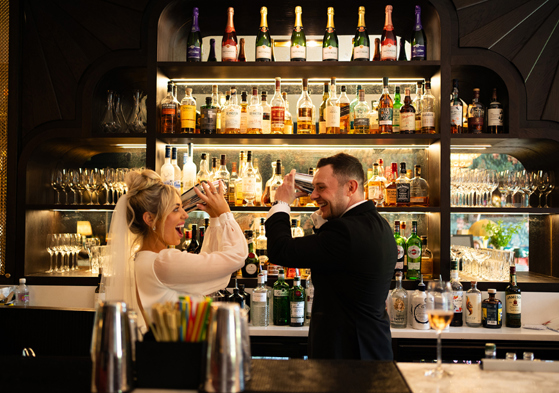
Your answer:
[242,151,256,206]
[290,276,305,327]
[273,269,290,325]
[410,276,430,330]
[420,80,436,133]
[251,273,269,326]
[465,281,482,327]
[389,272,408,328]
[305,272,314,326]
[450,266,463,326]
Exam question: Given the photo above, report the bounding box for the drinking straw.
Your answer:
[198,298,213,342]
[191,299,208,342]
[186,302,200,342]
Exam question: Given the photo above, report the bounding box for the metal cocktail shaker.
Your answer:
[91,301,134,393]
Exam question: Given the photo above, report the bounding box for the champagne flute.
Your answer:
[537,170,549,208]
[425,280,453,378]
[46,234,55,273]
[51,169,63,205]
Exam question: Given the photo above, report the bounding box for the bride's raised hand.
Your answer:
[194,180,230,218]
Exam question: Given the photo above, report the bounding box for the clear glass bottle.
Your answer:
[224,88,241,134]
[160,145,174,186]
[242,151,256,206]
[235,151,246,207]
[171,147,182,192]
[380,5,397,61]
[410,276,431,330]
[196,152,210,184]
[450,268,463,327]
[290,6,306,61]
[256,218,268,271]
[392,86,402,133]
[378,77,394,133]
[318,82,329,134]
[413,81,423,131]
[389,272,408,328]
[322,7,338,61]
[261,91,271,134]
[161,82,178,133]
[367,163,385,206]
[256,7,272,62]
[369,100,379,133]
[339,86,351,134]
[209,157,217,181]
[349,84,362,131]
[353,6,370,61]
[239,91,248,133]
[290,276,305,327]
[254,157,263,206]
[214,154,230,199]
[420,80,436,133]
[488,87,504,134]
[406,221,422,280]
[466,281,482,327]
[271,77,285,134]
[269,159,283,204]
[180,88,197,134]
[182,144,197,191]
[420,236,433,280]
[297,78,314,134]
[468,88,485,134]
[353,89,370,134]
[211,85,221,133]
[410,165,430,206]
[15,278,29,306]
[325,77,340,134]
[273,269,290,325]
[251,273,269,326]
[450,79,463,134]
[396,162,411,207]
[247,87,263,134]
[282,92,293,134]
[228,162,238,206]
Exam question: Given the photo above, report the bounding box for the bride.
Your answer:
[104,169,246,333]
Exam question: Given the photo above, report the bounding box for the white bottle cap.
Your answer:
[257,274,265,283]
[19,278,26,284]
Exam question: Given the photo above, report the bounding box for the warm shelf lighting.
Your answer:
[171,78,427,86]
[76,221,93,236]
[181,144,431,150]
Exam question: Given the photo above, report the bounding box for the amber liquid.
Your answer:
[428,310,453,331]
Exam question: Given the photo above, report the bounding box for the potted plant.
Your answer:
[482,220,523,250]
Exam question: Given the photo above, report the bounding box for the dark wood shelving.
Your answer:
[450,207,558,214]
[229,206,440,213]
[26,205,115,211]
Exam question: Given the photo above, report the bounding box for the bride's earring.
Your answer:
[152,226,156,231]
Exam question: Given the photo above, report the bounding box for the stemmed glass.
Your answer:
[84,237,100,271]
[521,171,533,208]
[51,169,64,205]
[46,234,55,273]
[425,281,453,378]
[105,168,115,205]
[544,171,555,208]
[537,170,550,208]
[498,171,510,207]
[58,234,68,272]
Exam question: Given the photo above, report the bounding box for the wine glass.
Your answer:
[537,170,549,208]
[46,234,55,273]
[521,170,534,208]
[104,167,115,205]
[101,90,119,133]
[67,168,80,205]
[497,171,510,207]
[51,169,63,205]
[425,280,453,378]
[96,168,107,205]
[58,233,69,272]
[544,171,555,208]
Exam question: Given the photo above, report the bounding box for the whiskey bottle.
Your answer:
[247,87,263,134]
[349,84,362,130]
[465,281,482,327]
[353,7,370,61]
[160,82,178,133]
[200,97,217,134]
[487,87,504,134]
[505,266,521,328]
[394,220,405,276]
[410,165,430,206]
[256,218,268,271]
[318,82,329,134]
[420,80,436,133]
[228,162,238,206]
[224,88,241,134]
[450,265,464,326]
[384,162,399,206]
[282,92,293,134]
[420,236,433,280]
[396,162,411,206]
[214,154,230,199]
[353,89,370,134]
[297,78,314,134]
[482,289,502,329]
[256,7,272,62]
[251,273,269,327]
[180,88,197,134]
[241,230,259,278]
[187,7,202,62]
[222,7,238,62]
[411,6,426,61]
[378,77,394,134]
[273,269,290,325]
[367,163,385,206]
[393,86,402,133]
[325,77,340,134]
[242,151,256,206]
[239,91,248,133]
[290,6,306,61]
[450,79,463,134]
[389,272,408,328]
[322,7,339,61]
[400,88,416,134]
[406,221,422,280]
[380,5,397,61]
[270,160,283,204]
[413,81,423,131]
[261,91,271,134]
[196,153,210,184]
[339,86,351,134]
[271,77,286,134]
[290,276,305,327]
[467,88,485,134]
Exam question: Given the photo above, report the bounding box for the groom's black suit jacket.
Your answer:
[266,201,396,360]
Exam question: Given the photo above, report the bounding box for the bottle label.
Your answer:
[18,292,29,304]
[468,116,484,132]
[340,104,350,118]
[466,293,481,324]
[412,44,425,58]
[453,291,463,313]
[396,183,410,202]
[222,44,237,61]
[245,263,258,275]
[180,105,197,129]
[413,300,430,327]
[162,103,176,115]
[323,46,338,60]
[385,187,397,204]
[354,117,369,128]
[354,45,369,59]
[248,108,263,129]
[484,303,502,326]
[391,299,406,324]
[400,113,415,132]
[450,105,462,126]
[161,166,174,186]
[368,185,383,201]
[298,108,313,122]
[256,45,272,60]
[242,177,256,193]
[488,108,504,126]
[407,245,421,260]
[290,301,305,322]
[262,111,271,134]
[396,245,405,260]
[271,106,285,126]
[379,108,393,125]
[225,108,241,129]
[291,45,306,59]
[201,108,217,130]
[274,289,288,297]
[506,294,521,314]
[408,261,420,270]
[326,106,341,127]
[381,43,397,60]
[187,46,201,60]
[393,110,401,130]
[258,254,268,265]
[306,299,313,316]
[395,261,403,270]
[240,111,248,132]
[421,111,435,128]
[253,292,266,302]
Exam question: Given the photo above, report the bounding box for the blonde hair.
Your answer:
[124,169,180,247]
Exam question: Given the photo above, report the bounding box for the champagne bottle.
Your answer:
[322,7,338,61]
[256,7,272,62]
[222,7,238,62]
[398,38,408,61]
[381,5,397,61]
[411,5,426,61]
[353,6,370,61]
[186,7,202,62]
[290,6,306,61]
[238,38,246,62]
[207,38,217,62]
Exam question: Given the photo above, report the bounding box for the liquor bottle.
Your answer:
[400,221,408,241]
[290,276,305,327]
[242,230,259,278]
[182,148,197,192]
[271,77,285,134]
[410,276,431,330]
[214,154,230,199]
[410,165,429,206]
[318,82,329,134]
[297,78,314,134]
[187,7,202,62]
[394,221,405,276]
[378,77,394,133]
[325,77,340,134]
[339,86,350,134]
[482,289,502,329]
[238,38,246,62]
[239,91,248,133]
[256,7,272,62]
[161,81,178,133]
[14,278,29,306]
[380,5,397,61]
[406,221,422,280]
[94,270,105,306]
[353,6,370,61]
[353,89,370,134]
[229,288,246,309]
[488,88,504,134]
[290,6,306,61]
[196,153,210,184]
[254,157,263,206]
[450,264,463,326]
[396,162,411,207]
[238,283,251,314]
[200,97,217,134]
[389,272,408,328]
[467,88,485,134]
[228,162,238,205]
[367,163,385,206]
[261,91,271,134]
[172,84,181,129]
[298,168,316,207]
[322,7,338,61]
[256,218,268,270]
[465,281,482,327]
[251,273,269,326]
[372,38,381,61]
[194,226,205,254]
[222,7,238,62]
[160,145,174,186]
[411,6,426,61]
[207,38,217,62]
[247,87,263,134]
[305,273,314,325]
[400,88,416,134]
[291,219,304,238]
[413,81,423,131]
[171,147,182,192]
[398,38,408,61]
[209,157,217,181]
[186,224,199,253]
[505,266,521,327]
[420,80,436,133]
[242,151,256,206]
[391,86,402,133]
[224,88,241,134]
[235,151,246,207]
[349,84,362,131]
[450,79,463,134]
[180,88,197,134]
[384,162,399,206]
[211,85,221,134]
[420,236,433,279]
[273,269,290,325]
[282,92,294,134]
[268,160,283,204]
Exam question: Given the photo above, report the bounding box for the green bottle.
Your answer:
[349,84,362,131]
[394,220,405,277]
[289,276,305,327]
[241,230,259,278]
[393,86,403,133]
[322,7,338,61]
[273,269,290,325]
[256,7,272,62]
[290,6,306,61]
[406,221,422,280]
[353,6,370,61]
